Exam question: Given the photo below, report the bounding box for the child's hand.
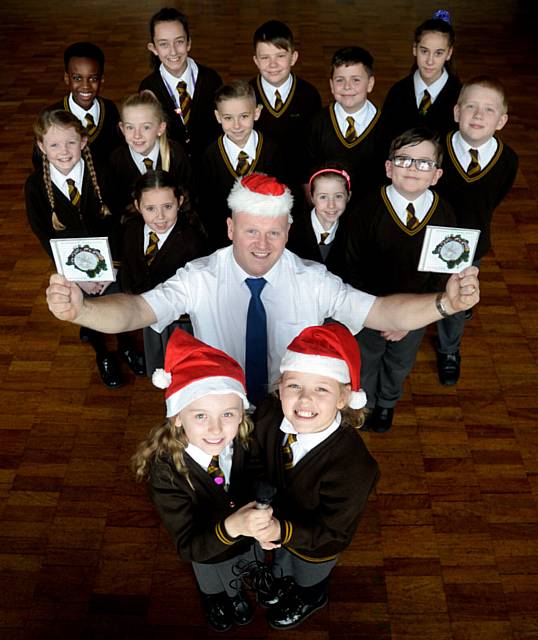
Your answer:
[46,274,84,322]
[224,501,274,539]
[255,519,282,550]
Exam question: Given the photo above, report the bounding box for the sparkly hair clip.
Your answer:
[432,9,452,24]
[308,168,351,192]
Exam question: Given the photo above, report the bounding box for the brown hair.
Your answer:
[131,413,253,487]
[458,74,508,113]
[34,109,110,231]
[215,80,257,108]
[120,90,171,170]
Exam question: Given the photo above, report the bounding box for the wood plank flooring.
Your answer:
[0,0,537,638]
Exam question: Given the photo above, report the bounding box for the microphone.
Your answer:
[254,480,277,510]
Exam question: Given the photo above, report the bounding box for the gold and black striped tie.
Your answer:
[143,157,154,172]
[406,202,419,230]
[208,455,225,486]
[176,81,192,124]
[236,151,250,176]
[282,433,297,470]
[467,149,481,177]
[145,231,159,265]
[345,116,357,143]
[66,178,81,207]
[319,232,330,246]
[84,113,97,137]
[274,89,283,112]
[419,89,432,116]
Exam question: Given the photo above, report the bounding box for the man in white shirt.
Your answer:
[47,174,480,398]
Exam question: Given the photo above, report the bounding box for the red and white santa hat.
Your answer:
[152,329,249,417]
[279,323,367,409]
[227,173,294,222]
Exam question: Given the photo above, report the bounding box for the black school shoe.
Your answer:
[267,585,328,630]
[120,348,146,377]
[200,592,233,632]
[229,591,255,625]
[437,351,461,386]
[361,406,394,433]
[96,353,123,389]
[258,575,296,608]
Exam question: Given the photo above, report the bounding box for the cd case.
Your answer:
[49,237,115,282]
[418,226,481,274]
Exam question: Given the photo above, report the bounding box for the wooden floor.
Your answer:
[1,0,537,638]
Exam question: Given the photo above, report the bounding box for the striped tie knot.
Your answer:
[66,178,81,207]
[176,80,192,124]
[236,150,250,176]
[143,157,154,172]
[406,202,419,230]
[274,89,283,112]
[85,113,97,136]
[282,433,297,470]
[145,230,159,265]
[345,116,357,143]
[319,232,330,245]
[419,89,432,116]
[208,455,225,485]
[467,148,481,177]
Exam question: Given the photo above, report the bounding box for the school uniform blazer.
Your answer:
[346,186,456,295]
[32,96,122,169]
[436,132,518,260]
[148,437,264,564]
[286,209,350,282]
[254,397,379,562]
[197,132,284,250]
[381,73,461,141]
[138,65,222,158]
[303,103,388,193]
[106,140,192,220]
[250,74,322,185]
[120,215,207,294]
[25,163,120,261]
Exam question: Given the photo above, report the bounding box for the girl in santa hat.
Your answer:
[253,322,380,630]
[132,329,272,632]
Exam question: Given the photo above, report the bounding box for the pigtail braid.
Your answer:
[82,146,111,218]
[159,132,170,172]
[42,155,65,231]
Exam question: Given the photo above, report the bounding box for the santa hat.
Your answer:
[152,329,249,417]
[279,323,367,409]
[227,173,294,222]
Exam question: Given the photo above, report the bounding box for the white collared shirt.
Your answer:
[311,208,338,244]
[279,413,342,467]
[68,93,100,129]
[129,141,160,175]
[386,184,433,225]
[413,68,449,108]
[142,246,375,384]
[49,158,85,200]
[185,442,234,486]
[160,57,199,109]
[222,130,258,168]
[260,74,293,108]
[452,131,498,170]
[143,223,174,253]
[334,100,377,138]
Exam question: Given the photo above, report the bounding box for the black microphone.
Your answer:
[254,480,277,510]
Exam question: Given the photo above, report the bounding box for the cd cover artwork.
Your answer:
[50,237,115,282]
[418,226,481,274]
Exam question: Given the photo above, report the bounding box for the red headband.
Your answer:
[308,168,351,192]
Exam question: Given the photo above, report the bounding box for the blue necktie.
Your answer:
[245,277,268,405]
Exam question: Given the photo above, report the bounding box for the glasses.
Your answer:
[391,156,438,171]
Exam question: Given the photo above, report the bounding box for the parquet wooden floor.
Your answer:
[0,1,537,638]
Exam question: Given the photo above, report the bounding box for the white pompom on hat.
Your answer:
[279,323,367,409]
[227,173,294,222]
[152,329,249,417]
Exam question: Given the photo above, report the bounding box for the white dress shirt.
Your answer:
[50,158,85,199]
[143,223,174,253]
[334,100,377,138]
[451,131,498,170]
[129,141,160,175]
[160,57,199,110]
[185,442,233,486]
[279,413,342,467]
[311,208,338,244]
[142,246,375,384]
[413,68,449,107]
[222,131,258,168]
[386,184,434,225]
[260,74,293,107]
[68,93,100,129]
